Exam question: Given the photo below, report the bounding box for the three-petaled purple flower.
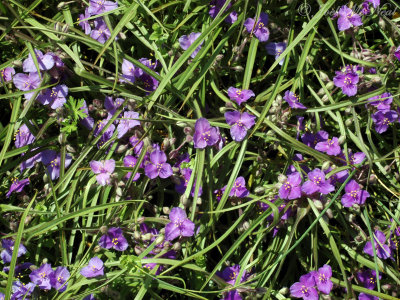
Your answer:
[193,118,220,149]
[302,168,335,195]
[227,87,255,106]
[302,131,328,148]
[99,227,129,251]
[80,257,105,278]
[79,8,92,34]
[341,180,370,207]
[315,137,341,156]
[363,230,392,260]
[90,18,111,44]
[144,150,173,179]
[225,111,256,142]
[1,67,15,82]
[333,68,359,96]
[266,42,287,65]
[90,159,115,186]
[117,111,140,138]
[368,92,393,111]
[175,168,203,197]
[312,265,333,294]
[244,12,270,42]
[395,46,400,62]
[123,155,140,181]
[357,269,381,290]
[41,150,72,180]
[6,178,30,198]
[88,0,118,15]
[1,239,27,263]
[121,59,136,83]
[49,266,70,292]
[283,91,307,109]
[217,265,250,285]
[15,124,35,148]
[230,176,250,198]
[290,272,318,300]
[11,281,35,299]
[179,32,204,58]
[279,172,302,200]
[13,72,41,100]
[29,263,53,290]
[209,0,237,24]
[164,207,195,241]
[371,110,398,133]
[337,5,363,31]
[37,84,68,109]
[23,50,55,73]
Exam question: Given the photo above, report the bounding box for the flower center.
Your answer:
[112,237,119,245]
[236,89,242,96]
[383,118,390,125]
[301,286,309,295]
[350,190,358,198]
[229,271,237,280]
[202,130,211,141]
[327,139,334,146]
[284,181,292,190]
[313,176,322,184]
[369,277,376,284]
[39,272,47,279]
[50,159,58,168]
[344,76,352,85]
[57,276,63,283]
[319,273,326,283]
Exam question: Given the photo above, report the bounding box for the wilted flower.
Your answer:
[363,230,392,260]
[341,180,370,207]
[337,5,363,31]
[283,91,307,109]
[88,0,118,15]
[6,178,30,198]
[99,227,129,251]
[49,266,70,292]
[193,118,220,148]
[225,111,256,142]
[29,263,53,290]
[23,50,55,73]
[179,32,203,58]
[244,12,270,42]
[78,8,91,34]
[80,257,104,278]
[265,42,287,65]
[144,150,173,179]
[90,18,111,44]
[302,168,335,195]
[1,67,15,82]
[371,110,398,133]
[227,87,255,106]
[279,172,302,200]
[1,239,27,263]
[290,272,318,300]
[315,137,341,156]
[90,159,115,186]
[164,207,195,241]
[37,84,68,109]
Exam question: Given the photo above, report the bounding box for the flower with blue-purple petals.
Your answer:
[15,124,35,148]
[363,230,392,260]
[217,265,250,285]
[230,176,249,198]
[283,91,307,109]
[315,137,341,156]
[244,12,270,42]
[90,159,115,186]
[193,118,220,149]
[80,257,104,278]
[90,18,111,44]
[6,178,30,198]
[121,59,136,83]
[117,111,140,138]
[357,269,381,290]
[175,168,203,197]
[37,84,68,109]
[395,46,400,61]
[41,150,72,180]
[302,130,328,148]
[1,67,15,82]
[290,272,318,300]
[99,227,129,251]
[341,180,370,207]
[79,8,92,34]
[227,87,255,106]
[1,239,27,263]
[13,72,42,100]
[333,68,359,96]
[359,293,379,300]
[29,263,53,290]
[124,155,140,181]
[209,0,237,24]
[302,168,335,195]
[164,207,195,241]
[367,92,392,110]
[179,32,204,58]
[49,266,70,292]
[23,50,54,73]
[337,5,363,31]
[225,111,256,142]
[279,172,302,200]
[312,265,333,294]
[371,110,398,133]
[88,0,118,15]
[266,42,287,65]
[11,280,35,300]
[145,150,173,179]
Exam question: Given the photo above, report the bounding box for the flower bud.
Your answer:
[100,226,108,234]
[345,118,353,127]
[338,135,346,145]
[321,95,329,103]
[180,194,190,207]
[155,235,165,245]
[141,233,152,241]
[137,216,145,224]
[317,88,325,97]
[279,287,289,295]
[254,186,266,195]
[326,208,333,219]
[176,121,187,127]
[219,107,228,113]
[134,246,143,255]
[319,71,330,82]
[118,31,127,40]
[231,66,244,72]
[378,17,385,30]
[133,231,141,240]
[163,206,171,214]
[321,161,330,171]
[313,200,324,210]
[277,174,287,184]
[116,144,128,153]
[173,242,181,251]
[196,197,202,205]
[275,94,283,105]
[93,245,102,253]
[184,127,193,135]
[369,174,377,184]
[116,187,123,197]
[66,145,76,153]
[185,135,193,143]
[326,81,335,90]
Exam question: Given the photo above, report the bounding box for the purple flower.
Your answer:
[121,59,136,83]
[37,84,68,109]
[79,8,91,34]
[41,150,72,180]
[337,6,363,31]
[49,266,70,292]
[90,159,115,186]
[361,2,371,15]
[15,124,35,148]
[225,111,256,142]
[244,12,270,42]
[6,178,30,198]
[123,155,140,181]
[371,110,398,133]
[357,269,381,290]
[175,168,202,197]
[1,239,27,263]
[315,137,341,156]
[290,273,318,300]
[395,46,400,61]
[326,167,348,186]
[134,58,158,78]
[279,172,302,200]
[117,111,140,138]
[366,0,380,8]
[179,32,204,58]
[83,294,96,300]
[29,263,53,290]
[265,42,287,65]
[230,176,249,198]
[342,149,366,166]
[367,92,392,110]
[23,50,55,73]
[221,290,242,300]
[99,227,129,251]
[283,91,307,109]
[313,265,333,294]
[359,293,379,300]
[214,186,226,202]
[217,265,250,285]
[209,0,237,24]
[301,130,328,148]
[302,168,335,195]
[227,87,255,106]
[145,150,173,179]
[80,100,95,130]
[141,73,159,94]
[363,230,392,260]
[90,18,111,44]
[193,118,220,148]
[13,72,41,100]
[341,180,370,207]
[88,0,118,15]
[1,67,15,82]
[164,207,195,241]
[105,96,125,116]
[94,118,115,148]
[333,70,359,96]
[11,281,35,300]
[80,257,104,278]
[129,136,144,155]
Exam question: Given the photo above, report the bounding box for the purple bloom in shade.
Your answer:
[80,257,104,278]
[265,42,287,65]
[371,110,398,133]
[227,87,255,106]
[230,176,249,198]
[49,266,70,292]
[290,273,318,300]
[15,124,35,148]
[1,239,27,263]
[315,137,341,156]
[13,72,41,100]
[395,46,400,61]
[144,150,173,179]
[143,250,176,275]
[11,281,36,300]
[90,18,111,44]
[88,0,118,15]
[357,269,381,290]
[123,155,140,181]
[141,73,159,94]
[105,96,125,116]
[361,2,371,15]
[83,294,96,300]
[37,84,68,109]
[23,50,55,73]
[326,167,348,186]
[164,207,195,241]
[173,152,190,169]
[29,263,53,290]
[225,111,256,142]
[364,230,392,260]
[333,70,359,96]
[302,168,335,195]
[117,111,140,138]
[341,180,370,207]
[129,136,144,156]
[193,118,220,148]
[214,186,226,202]
[366,0,380,8]
[209,0,238,24]
[179,32,204,58]
[313,265,333,294]
[244,12,270,42]
[134,58,158,78]
[90,159,115,186]
[359,293,379,300]
[121,59,136,83]
[79,8,91,35]
[94,118,116,148]
[175,168,202,197]
[337,6,363,31]
[41,150,72,180]
[301,130,328,148]
[6,178,30,198]
[221,290,242,300]
[279,172,302,200]
[99,227,129,251]
[80,100,95,130]
[368,92,393,110]
[217,265,250,285]
[283,91,307,109]
[1,67,15,82]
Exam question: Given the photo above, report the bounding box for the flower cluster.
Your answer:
[290,265,333,299]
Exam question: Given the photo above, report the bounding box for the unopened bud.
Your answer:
[118,31,127,40]
[116,187,123,197]
[321,161,330,171]
[134,246,143,255]
[317,88,325,97]
[163,207,171,214]
[345,118,353,127]
[321,95,329,103]
[319,71,330,82]
[196,197,202,205]
[326,208,333,219]
[338,135,346,145]
[231,66,244,72]
[100,226,108,234]
[219,107,228,113]
[378,17,385,30]
[313,200,324,210]
[279,287,289,295]
[173,242,181,251]
[254,186,266,195]
[93,245,102,253]
[134,231,141,240]
[183,127,193,135]
[325,81,334,90]
[176,121,187,127]
[277,174,287,184]
[371,76,381,84]
[180,194,190,207]
[369,174,377,184]
[155,235,165,245]
[142,233,152,241]
[137,216,145,224]
[116,144,128,153]
[185,135,193,143]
